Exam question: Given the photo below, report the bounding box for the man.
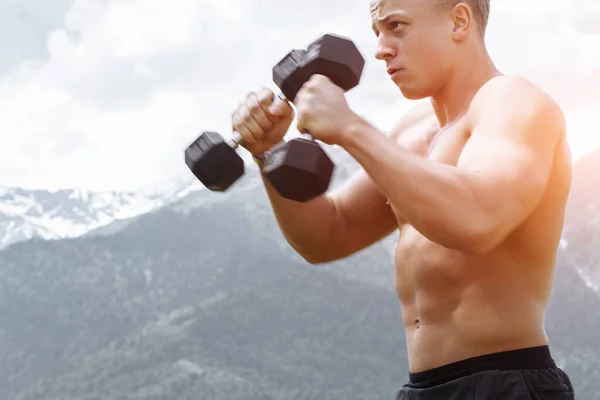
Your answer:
[232,0,575,398]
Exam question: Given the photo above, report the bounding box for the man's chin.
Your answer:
[397,85,427,101]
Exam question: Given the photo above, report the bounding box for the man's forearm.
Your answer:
[339,120,489,252]
[259,173,338,262]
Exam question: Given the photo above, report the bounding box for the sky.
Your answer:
[0,0,599,191]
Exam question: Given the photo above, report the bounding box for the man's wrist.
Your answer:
[338,117,375,150]
[251,140,286,168]
[252,152,267,163]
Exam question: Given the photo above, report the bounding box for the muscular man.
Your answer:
[232,0,575,398]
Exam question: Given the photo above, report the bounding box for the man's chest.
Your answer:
[399,117,472,166]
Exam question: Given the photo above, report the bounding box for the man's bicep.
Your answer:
[328,170,398,256]
[458,134,553,218]
[457,83,565,226]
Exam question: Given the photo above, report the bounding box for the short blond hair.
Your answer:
[434,0,490,35]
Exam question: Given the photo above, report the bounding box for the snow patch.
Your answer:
[0,177,199,249]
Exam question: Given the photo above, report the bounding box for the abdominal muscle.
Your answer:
[394,225,552,373]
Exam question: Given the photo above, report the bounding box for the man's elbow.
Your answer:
[453,218,506,255]
[459,227,501,255]
[299,251,341,265]
[427,215,503,255]
[302,254,332,265]
[287,242,338,265]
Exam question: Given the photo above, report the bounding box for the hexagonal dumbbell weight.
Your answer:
[262,33,365,202]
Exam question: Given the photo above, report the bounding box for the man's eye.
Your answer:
[390,21,404,31]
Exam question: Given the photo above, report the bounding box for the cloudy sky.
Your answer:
[0,0,599,191]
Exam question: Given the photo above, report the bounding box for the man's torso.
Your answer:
[387,81,571,373]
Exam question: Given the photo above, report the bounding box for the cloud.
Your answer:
[0,0,598,190]
[0,0,74,74]
[566,0,600,35]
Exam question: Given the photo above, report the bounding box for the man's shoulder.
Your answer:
[468,75,565,132]
[469,75,563,126]
[472,75,546,100]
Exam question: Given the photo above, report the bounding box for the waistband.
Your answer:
[408,345,556,387]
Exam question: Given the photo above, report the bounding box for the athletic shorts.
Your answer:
[396,345,575,399]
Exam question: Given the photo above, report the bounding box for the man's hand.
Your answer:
[231,87,295,155]
[295,75,362,145]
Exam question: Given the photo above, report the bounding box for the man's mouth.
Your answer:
[387,67,403,76]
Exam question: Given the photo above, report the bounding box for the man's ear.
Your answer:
[451,2,473,41]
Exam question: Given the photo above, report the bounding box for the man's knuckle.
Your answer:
[249,101,260,114]
[241,112,252,124]
[259,87,271,98]
[259,95,272,107]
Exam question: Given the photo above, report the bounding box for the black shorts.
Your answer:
[396,346,575,399]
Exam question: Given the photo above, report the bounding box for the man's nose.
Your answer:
[375,39,396,61]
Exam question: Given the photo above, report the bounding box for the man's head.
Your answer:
[370,0,491,99]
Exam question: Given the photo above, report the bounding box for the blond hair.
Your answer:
[435,0,491,35]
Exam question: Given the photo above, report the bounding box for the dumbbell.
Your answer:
[184,49,307,192]
[262,33,365,202]
[185,33,365,201]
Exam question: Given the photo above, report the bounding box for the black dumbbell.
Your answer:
[262,33,365,202]
[184,49,307,192]
[185,33,365,200]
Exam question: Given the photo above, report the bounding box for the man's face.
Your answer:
[370,0,456,99]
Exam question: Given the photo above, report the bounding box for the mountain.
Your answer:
[0,164,406,400]
[0,178,197,249]
[0,142,360,251]
[545,251,600,397]
[0,152,599,400]
[562,149,600,293]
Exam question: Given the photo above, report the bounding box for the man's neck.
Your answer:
[430,44,501,127]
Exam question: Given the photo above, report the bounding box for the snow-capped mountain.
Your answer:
[560,237,600,295]
[0,177,200,249]
[0,143,360,251]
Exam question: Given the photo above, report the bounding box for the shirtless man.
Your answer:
[231,0,575,398]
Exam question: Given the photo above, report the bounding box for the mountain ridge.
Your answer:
[0,169,597,399]
[0,177,198,249]
[0,143,359,250]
